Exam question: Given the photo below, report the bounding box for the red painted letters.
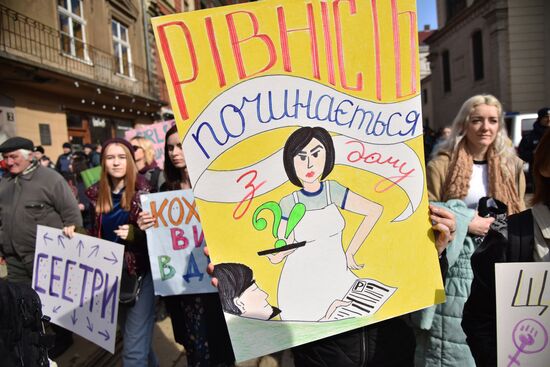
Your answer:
[233,170,267,220]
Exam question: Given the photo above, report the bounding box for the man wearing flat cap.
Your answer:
[0,136,82,281]
[0,137,82,356]
[518,107,550,189]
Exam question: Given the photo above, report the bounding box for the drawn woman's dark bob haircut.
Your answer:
[283,126,335,187]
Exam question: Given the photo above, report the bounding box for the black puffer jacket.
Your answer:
[518,121,548,165]
[293,317,415,367]
[292,255,448,367]
[462,210,534,367]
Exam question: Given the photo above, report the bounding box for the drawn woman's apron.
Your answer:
[278,181,357,321]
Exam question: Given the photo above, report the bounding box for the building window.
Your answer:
[199,0,225,9]
[472,30,484,81]
[58,0,88,60]
[442,50,451,93]
[446,0,467,23]
[39,124,52,146]
[112,20,133,77]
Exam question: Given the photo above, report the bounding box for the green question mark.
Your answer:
[284,203,306,239]
[252,202,306,249]
[252,202,287,248]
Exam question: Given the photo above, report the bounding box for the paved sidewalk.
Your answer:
[52,316,294,367]
[0,267,294,367]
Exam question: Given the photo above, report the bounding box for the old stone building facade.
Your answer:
[0,0,171,158]
[426,0,550,129]
[0,0,247,159]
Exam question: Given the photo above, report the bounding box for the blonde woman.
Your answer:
[414,95,525,367]
[130,136,164,192]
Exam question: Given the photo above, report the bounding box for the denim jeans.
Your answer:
[118,271,158,367]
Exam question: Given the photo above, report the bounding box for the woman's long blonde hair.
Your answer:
[434,94,516,170]
[96,143,137,213]
[130,136,156,166]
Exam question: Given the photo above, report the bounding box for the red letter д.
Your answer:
[157,21,198,120]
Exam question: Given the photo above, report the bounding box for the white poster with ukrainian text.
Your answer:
[32,225,124,353]
[141,189,216,296]
[496,262,550,367]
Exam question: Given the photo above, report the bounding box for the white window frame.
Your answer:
[112,20,134,78]
[58,0,89,61]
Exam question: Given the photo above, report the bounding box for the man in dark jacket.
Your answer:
[0,137,82,281]
[518,107,549,189]
[33,145,55,169]
[0,137,82,358]
[55,142,73,180]
[83,143,100,167]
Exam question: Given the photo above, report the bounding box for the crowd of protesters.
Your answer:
[0,132,235,367]
[0,94,548,367]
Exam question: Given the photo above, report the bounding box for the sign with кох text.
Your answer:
[32,225,124,353]
[153,0,442,362]
[141,189,216,296]
[496,262,550,367]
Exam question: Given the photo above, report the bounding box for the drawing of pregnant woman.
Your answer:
[264,126,383,321]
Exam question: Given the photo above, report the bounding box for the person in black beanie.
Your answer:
[33,146,55,169]
[518,107,550,190]
[83,143,100,167]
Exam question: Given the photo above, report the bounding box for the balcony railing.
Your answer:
[0,4,158,100]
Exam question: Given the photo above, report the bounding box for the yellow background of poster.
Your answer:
[153,0,443,361]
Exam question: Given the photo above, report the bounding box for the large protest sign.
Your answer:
[153,0,441,361]
[124,120,175,168]
[32,226,124,353]
[496,263,550,367]
[141,189,216,296]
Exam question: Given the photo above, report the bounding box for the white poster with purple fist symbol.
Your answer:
[32,225,124,353]
[496,262,550,367]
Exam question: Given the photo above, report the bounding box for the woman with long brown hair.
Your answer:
[86,138,157,367]
[138,126,234,367]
